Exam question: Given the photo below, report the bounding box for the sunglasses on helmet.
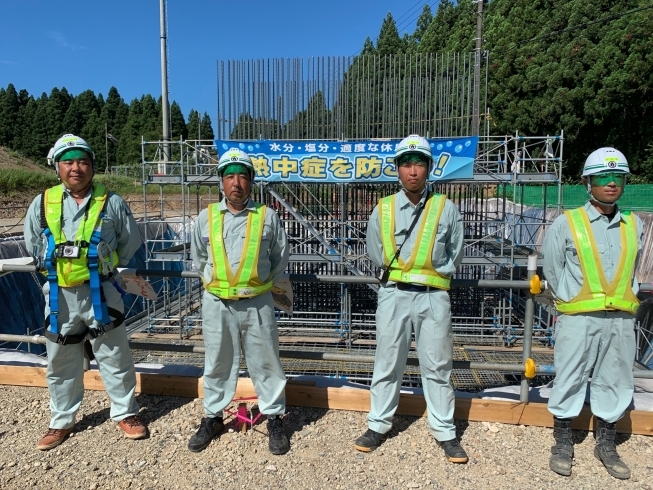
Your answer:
[589,172,626,187]
[396,154,428,167]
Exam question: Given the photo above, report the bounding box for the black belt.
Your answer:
[396,283,432,292]
[44,307,125,346]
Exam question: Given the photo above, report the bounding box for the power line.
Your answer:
[352,1,435,56]
[394,0,427,24]
[397,1,439,35]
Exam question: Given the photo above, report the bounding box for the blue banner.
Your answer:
[215,137,477,183]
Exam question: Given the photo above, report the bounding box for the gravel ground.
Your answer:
[1,385,652,490]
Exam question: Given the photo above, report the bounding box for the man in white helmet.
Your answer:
[189,148,290,455]
[353,135,467,463]
[543,147,643,480]
[24,134,146,450]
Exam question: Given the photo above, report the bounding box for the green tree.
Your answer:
[46,87,73,142]
[31,93,51,164]
[285,90,331,139]
[376,13,404,55]
[187,109,201,140]
[406,4,433,52]
[100,87,128,169]
[170,101,188,140]
[11,91,36,158]
[116,98,144,166]
[360,37,376,55]
[0,84,19,146]
[101,87,129,133]
[200,112,215,140]
[419,0,457,53]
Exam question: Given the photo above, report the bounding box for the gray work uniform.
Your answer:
[191,198,289,418]
[543,201,644,423]
[24,185,143,429]
[366,189,464,441]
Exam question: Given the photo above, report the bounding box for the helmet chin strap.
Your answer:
[587,182,618,207]
[401,183,426,197]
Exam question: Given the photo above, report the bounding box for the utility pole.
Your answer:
[105,122,109,173]
[472,0,484,136]
[159,0,171,167]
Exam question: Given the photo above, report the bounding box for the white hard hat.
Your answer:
[395,135,433,165]
[48,134,95,174]
[582,147,629,177]
[217,148,255,180]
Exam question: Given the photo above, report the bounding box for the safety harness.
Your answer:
[379,192,451,290]
[204,202,273,299]
[555,207,640,315]
[40,184,124,347]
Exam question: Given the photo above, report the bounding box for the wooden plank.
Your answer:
[0,365,49,387]
[136,373,203,398]
[2,366,652,436]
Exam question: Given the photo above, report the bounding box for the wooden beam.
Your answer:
[1,366,652,436]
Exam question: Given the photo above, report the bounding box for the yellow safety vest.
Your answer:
[379,193,451,290]
[43,184,119,287]
[555,207,639,315]
[205,202,273,299]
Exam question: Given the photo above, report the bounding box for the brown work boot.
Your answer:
[36,427,73,450]
[117,415,147,439]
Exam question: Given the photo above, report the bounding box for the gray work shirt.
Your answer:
[542,201,644,302]
[191,198,289,287]
[366,189,464,281]
[24,184,142,267]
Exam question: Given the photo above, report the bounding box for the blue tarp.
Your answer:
[0,221,185,355]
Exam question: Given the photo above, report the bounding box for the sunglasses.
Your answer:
[590,172,626,187]
[396,154,428,167]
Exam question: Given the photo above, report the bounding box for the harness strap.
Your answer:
[87,229,109,325]
[41,185,117,335]
[43,329,87,345]
[39,191,48,229]
[43,306,125,346]
[44,229,60,334]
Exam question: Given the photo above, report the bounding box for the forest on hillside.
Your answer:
[0,0,651,180]
[356,0,653,180]
[0,86,215,172]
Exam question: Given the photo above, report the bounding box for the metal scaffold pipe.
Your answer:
[3,264,652,293]
[0,264,541,290]
[2,334,653,379]
[520,254,537,402]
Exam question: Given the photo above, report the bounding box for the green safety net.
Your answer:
[507,184,653,211]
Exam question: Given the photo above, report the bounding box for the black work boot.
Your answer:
[594,418,631,480]
[437,438,469,464]
[353,428,387,452]
[549,417,574,476]
[188,417,225,453]
[268,416,290,455]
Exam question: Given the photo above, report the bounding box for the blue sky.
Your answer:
[0,0,425,127]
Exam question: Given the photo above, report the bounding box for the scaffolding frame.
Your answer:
[128,132,563,351]
[115,54,566,388]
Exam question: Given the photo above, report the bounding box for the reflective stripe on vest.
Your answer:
[205,202,273,299]
[379,193,451,290]
[555,207,639,315]
[43,184,119,287]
